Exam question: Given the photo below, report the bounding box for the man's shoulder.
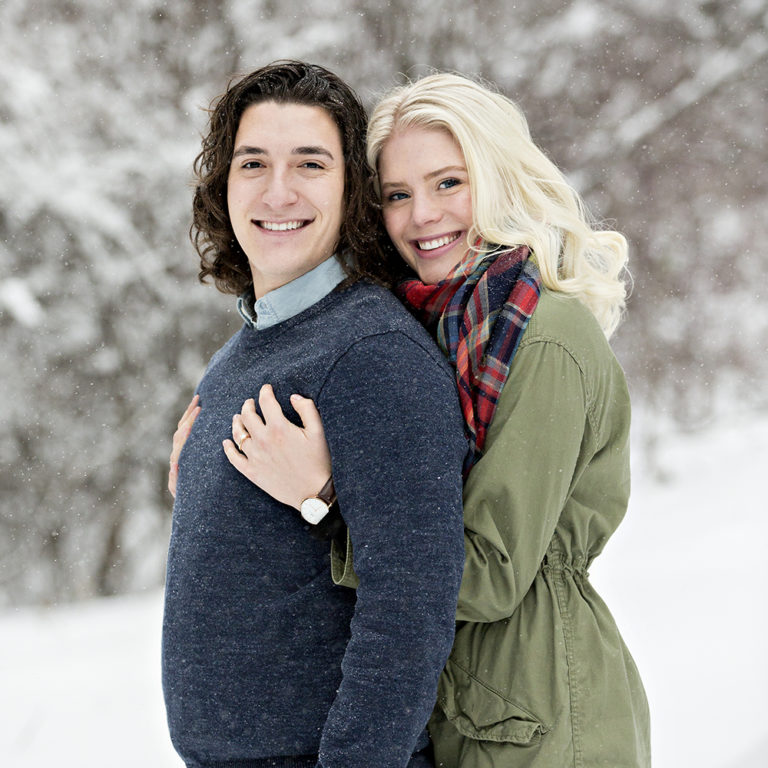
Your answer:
[199,325,245,377]
[331,281,411,327]
[329,282,449,368]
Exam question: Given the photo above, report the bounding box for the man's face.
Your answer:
[227,101,345,297]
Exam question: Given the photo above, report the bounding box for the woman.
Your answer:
[171,73,651,767]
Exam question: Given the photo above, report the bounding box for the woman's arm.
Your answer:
[220,339,592,626]
[456,338,588,621]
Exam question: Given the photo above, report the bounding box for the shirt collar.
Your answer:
[237,256,347,331]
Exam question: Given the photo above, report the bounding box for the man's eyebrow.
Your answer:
[293,145,335,160]
[380,165,466,189]
[231,145,335,159]
[232,145,266,158]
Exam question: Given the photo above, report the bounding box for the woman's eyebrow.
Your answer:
[424,164,466,180]
[381,165,467,189]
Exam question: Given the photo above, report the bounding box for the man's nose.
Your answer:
[262,171,299,208]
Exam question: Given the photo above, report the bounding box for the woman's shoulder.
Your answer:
[524,288,600,338]
[513,289,629,413]
[521,289,614,366]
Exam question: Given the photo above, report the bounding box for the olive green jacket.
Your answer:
[332,290,651,767]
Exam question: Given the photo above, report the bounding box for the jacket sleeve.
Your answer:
[315,331,466,768]
[456,337,589,623]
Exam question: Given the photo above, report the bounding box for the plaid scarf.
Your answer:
[397,244,541,476]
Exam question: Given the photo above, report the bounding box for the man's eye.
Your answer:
[301,161,323,169]
[242,160,264,169]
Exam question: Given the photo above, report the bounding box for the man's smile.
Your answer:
[255,219,313,232]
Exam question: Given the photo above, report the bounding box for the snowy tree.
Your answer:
[1,0,765,605]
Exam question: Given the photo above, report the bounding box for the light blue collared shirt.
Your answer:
[237,257,347,331]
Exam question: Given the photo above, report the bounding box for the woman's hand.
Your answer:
[222,384,332,511]
[168,394,201,498]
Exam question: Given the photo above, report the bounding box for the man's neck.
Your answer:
[237,257,347,331]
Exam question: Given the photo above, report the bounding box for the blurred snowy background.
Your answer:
[0,0,766,765]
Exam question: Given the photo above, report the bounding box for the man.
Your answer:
[162,61,466,768]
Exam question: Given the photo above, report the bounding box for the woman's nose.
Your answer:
[410,194,442,227]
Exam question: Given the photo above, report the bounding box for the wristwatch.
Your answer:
[299,477,337,525]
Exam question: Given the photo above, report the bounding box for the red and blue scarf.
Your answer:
[397,244,541,476]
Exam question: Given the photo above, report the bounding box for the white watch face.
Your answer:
[301,497,330,525]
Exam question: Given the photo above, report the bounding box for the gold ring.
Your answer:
[237,432,251,452]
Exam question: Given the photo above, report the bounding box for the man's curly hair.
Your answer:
[191,60,399,295]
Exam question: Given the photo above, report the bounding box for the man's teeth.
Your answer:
[259,220,306,231]
[418,233,460,251]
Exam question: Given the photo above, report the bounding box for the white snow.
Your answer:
[0,591,180,766]
[592,411,768,768]
[1,411,767,767]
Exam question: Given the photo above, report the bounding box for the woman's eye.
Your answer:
[387,191,409,202]
[438,178,460,190]
[301,161,323,169]
[242,160,264,169]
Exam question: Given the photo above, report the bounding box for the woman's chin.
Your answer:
[408,252,465,285]
[415,261,459,285]
[398,238,469,285]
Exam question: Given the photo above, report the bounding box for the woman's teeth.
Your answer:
[417,233,460,251]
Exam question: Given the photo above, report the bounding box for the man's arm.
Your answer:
[316,331,466,768]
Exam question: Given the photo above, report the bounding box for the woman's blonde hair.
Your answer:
[367,73,629,337]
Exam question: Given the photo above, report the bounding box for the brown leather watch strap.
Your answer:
[316,476,337,507]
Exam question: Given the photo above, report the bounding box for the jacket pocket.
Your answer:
[436,657,547,745]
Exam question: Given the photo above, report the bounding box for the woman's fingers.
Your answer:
[171,405,200,461]
[232,413,252,453]
[222,439,235,463]
[169,396,201,498]
[223,386,330,510]
[241,386,318,435]
[258,384,290,428]
[290,393,325,437]
[175,400,201,448]
[168,461,179,498]
[240,396,266,436]
[222,438,247,468]
[177,394,200,429]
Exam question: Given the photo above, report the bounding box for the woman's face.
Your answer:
[378,126,473,285]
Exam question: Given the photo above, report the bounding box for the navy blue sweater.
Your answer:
[162,282,466,768]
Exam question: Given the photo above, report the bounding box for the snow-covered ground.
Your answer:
[1,412,767,767]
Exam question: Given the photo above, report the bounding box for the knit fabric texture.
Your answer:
[162,281,466,768]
